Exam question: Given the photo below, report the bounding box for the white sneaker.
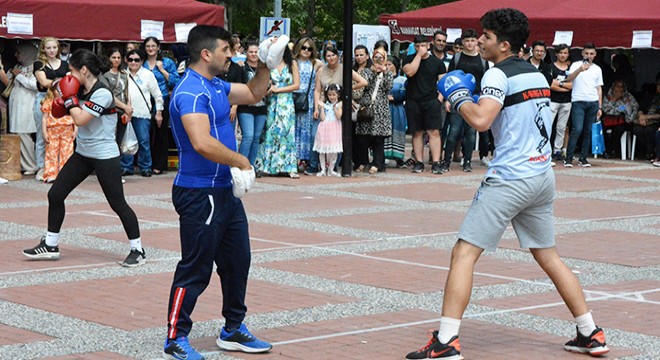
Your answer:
[329,171,341,177]
[35,169,44,181]
[316,171,325,177]
[480,157,490,166]
[0,177,8,184]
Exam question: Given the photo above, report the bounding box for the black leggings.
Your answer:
[47,152,140,239]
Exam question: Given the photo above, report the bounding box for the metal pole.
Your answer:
[274,0,282,17]
[341,0,353,177]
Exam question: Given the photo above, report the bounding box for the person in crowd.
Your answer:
[548,43,573,162]
[563,43,603,167]
[308,45,367,175]
[431,30,452,73]
[601,79,638,158]
[230,35,246,65]
[292,37,323,172]
[256,45,300,178]
[384,56,407,167]
[406,8,609,359]
[101,47,132,146]
[440,29,488,174]
[635,77,660,162]
[122,49,164,177]
[314,83,343,177]
[59,41,72,62]
[164,25,273,359]
[23,49,144,267]
[34,37,68,181]
[352,45,375,172]
[237,42,267,168]
[143,36,180,174]
[528,40,552,84]
[402,34,447,174]
[126,42,140,53]
[355,47,393,174]
[6,42,39,175]
[40,86,76,183]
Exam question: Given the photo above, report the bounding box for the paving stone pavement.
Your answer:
[0,157,659,359]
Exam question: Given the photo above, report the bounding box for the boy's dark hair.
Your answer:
[555,43,569,52]
[433,30,447,38]
[480,8,529,56]
[532,40,546,49]
[187,25,231,64]
[462,29,478,40]
[413,34,428,44]
[584,42,597,50]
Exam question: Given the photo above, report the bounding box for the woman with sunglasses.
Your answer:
[293,37,323,173]
[122,49,163,177]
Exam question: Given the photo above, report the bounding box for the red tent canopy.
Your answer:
[1,0,224,43]
[380,0,660,48]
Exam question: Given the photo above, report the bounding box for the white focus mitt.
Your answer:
[230,166,256,198]
[267,35,289,69]
[258,37,273,65]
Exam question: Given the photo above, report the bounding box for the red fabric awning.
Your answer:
[1,0,224,43]
[380,0,660,48]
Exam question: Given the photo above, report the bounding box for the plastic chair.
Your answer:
[620,131,637,160]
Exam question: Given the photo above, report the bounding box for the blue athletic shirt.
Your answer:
[479,57,552,180]
[170,68,234,188]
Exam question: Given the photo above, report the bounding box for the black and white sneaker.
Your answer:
[412,161,425,173]
[23,236,60,260]
[578,158,592,167]
[463,160,472,172]
[121,248,146,267]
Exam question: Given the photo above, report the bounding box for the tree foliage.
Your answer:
[199,0,455,42]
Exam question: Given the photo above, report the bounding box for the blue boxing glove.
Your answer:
[437,70,476,112]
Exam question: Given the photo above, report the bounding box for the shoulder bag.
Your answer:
[129,73,153,117]
[293,65,314,113]
[356,73,382,123]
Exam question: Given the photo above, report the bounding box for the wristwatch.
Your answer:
[559,81,565,88]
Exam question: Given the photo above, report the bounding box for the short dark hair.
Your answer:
[374,40,389,53]
[187,25,231,64]
[433,30,447,39]
[462,29,478,40]
[413,34,428,44]
[555,43,569,52]
[532,40,546,49]
[584,42,597,50]
[480,8,529,56]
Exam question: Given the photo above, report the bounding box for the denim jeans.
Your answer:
[566,101,598,160]
[121,117,152,172]
[443,111,476,163]
[237,112,266,166]
[34,92,46,169]
[307,119,321,172]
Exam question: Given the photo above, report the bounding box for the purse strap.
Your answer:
[304,64,314,97]
[128,72,152,113]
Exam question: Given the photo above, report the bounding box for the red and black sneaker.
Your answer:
[564,326,609,356]
[406,331,463,360]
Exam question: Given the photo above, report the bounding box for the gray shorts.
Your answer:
[458,169,556,251]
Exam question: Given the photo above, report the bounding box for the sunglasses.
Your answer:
[127,58,142,63]
[300,45,312,51]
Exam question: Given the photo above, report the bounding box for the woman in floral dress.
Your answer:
[257,46,300,178]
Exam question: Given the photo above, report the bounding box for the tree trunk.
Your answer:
[307,0,316,37]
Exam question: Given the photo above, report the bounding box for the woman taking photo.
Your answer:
[23,49,144,267]
[142,37,180,174]
[293,37,323,171]
[237,42,267,168]
[102,47,132,146]
[34,37,68,181]
[122,49,163,177]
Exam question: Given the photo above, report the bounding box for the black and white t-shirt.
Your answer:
[549,63,571,103]
[76,81,118,159]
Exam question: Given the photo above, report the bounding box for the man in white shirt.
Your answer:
[563,43,603,167]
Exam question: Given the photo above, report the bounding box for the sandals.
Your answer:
[289,172,300,179]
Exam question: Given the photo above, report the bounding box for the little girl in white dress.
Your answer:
[313,84,343,176]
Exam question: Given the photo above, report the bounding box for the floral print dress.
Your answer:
[256,66,298,174]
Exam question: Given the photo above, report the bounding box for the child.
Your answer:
[41,87,76,183]
[313,84,343,177]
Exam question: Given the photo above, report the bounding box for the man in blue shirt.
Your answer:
[163,25,273,360]
[406,8,609,360]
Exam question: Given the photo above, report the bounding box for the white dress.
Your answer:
[8,65,38,133]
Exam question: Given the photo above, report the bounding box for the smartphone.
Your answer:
[582,58,589,64]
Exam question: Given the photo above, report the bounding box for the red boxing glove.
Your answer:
[52,97,68,118]
[57,74,80,100]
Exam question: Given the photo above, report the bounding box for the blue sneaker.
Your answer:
[163,337,205,360]
[216,323,272,353]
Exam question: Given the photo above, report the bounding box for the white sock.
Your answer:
[45,231,60,247]
[575,312,597,337]
[438,316,461,343]
[129,238,142,252]
[327,153,337,173]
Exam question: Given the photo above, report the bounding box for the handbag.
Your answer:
[601,114,625,128]
[1,77,15,99]
[591,121,605,155]
[356,73,382,123]
[293,67,314,113]
[120,122,139,155]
